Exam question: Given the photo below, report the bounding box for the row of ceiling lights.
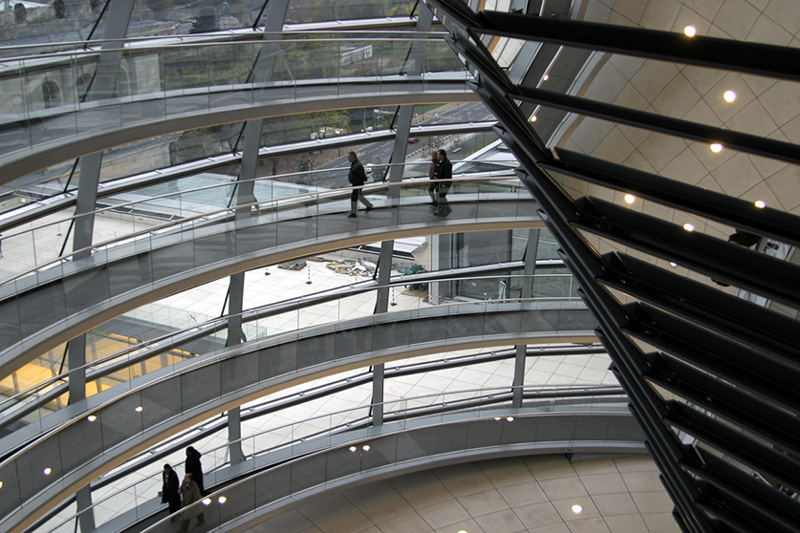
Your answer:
[620,26,764,229]
[532,25,741,157]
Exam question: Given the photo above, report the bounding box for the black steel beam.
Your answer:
[572,196,800,309]
[622,301,800,415]
[517,88,800,167]
[544,149,800,246]
[479,99,711,533]
[601,252,800,368]
[645,353,800,465]
[668,402,800,509]
[474,9,800,81]
[483,98,709,532]
[687,449,800,533]
[688,464,797,533]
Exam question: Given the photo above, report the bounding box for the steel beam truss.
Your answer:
[426,1,800,532]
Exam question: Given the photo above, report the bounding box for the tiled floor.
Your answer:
[246,455,679,533]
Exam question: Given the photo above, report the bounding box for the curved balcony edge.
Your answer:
[0,302,596,532]
[0,79,476,185]
[0,195,541,379]
[150,410,645,533]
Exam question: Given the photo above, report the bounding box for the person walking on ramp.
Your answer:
[347,151,373,218]
[184,446,204,495]
[433,149,453,216]
[179,473,203,532]
[161,464,181,517]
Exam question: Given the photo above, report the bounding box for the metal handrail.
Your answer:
[48,385,624,532]
[0,296,589,474]
[0,121,500,232]
[0,159,516,242]
[0,173,521,290]
[0,33,452,64]
[0,271,577,420]
[0,31,451,62]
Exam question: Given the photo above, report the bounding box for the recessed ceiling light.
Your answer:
[754,200,766,209]
[218,496,227,504]
[683,223,695,232]
[0,481,3,489]
[506,416,515,422]
[362,444,371,451]
[202,498,212,506]
[683,25,697,37]
[349,446,357,452]
[87,415,97,422]
[710,143,723,153]
[494,416,502,421]
[530,115,538,122]
[723,90,737,103]
[571,504,583,514]
[43,467,52,476]
[542,74,549,81]
[457,530,469,533]
[134,406,143,413]
[624,193,636,205]
[670,262,678,267]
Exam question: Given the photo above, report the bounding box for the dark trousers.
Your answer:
[350,186,373,210]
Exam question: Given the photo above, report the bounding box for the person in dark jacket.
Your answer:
[161,464,181,515]
[346,151,373,217]
[428,150,439,205]
[434,149,452,197]
[179,473,203,532]
[184,446,204,495]
[433,149,453,216]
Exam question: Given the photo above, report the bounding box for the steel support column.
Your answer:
[68,0,135,413]
[234,0,290,198]
[67,0,136,507]
[512,229,538,407]
[227,406,245,465]
[74,486,95,533]
[222,0,290,460]
[226,273,246,347]
[73,0,136,253]
[67,333,86,404]
[371,4,434,426]
[225,272,247,464]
